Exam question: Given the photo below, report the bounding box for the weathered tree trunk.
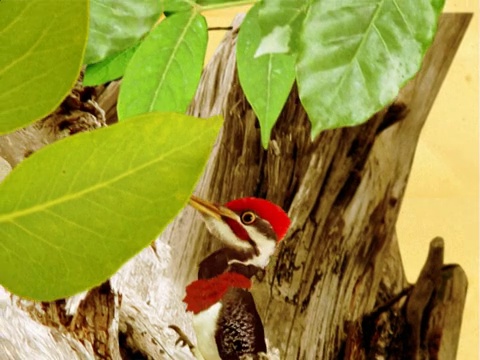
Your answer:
[161,13,471,359]
[0,13,470,360]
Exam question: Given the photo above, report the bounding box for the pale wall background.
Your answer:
[204,3,478,359]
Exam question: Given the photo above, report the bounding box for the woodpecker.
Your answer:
[174,195,290,360]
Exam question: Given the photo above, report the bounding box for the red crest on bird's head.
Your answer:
[224,197,290,242]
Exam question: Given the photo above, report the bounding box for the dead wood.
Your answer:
[162,13,471,359]
[0,12,471,360]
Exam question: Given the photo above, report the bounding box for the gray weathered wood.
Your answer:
[0,13,470,360]
[161,13,471,359]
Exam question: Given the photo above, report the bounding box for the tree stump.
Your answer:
[161,12,471,359]
[0,13,470,360]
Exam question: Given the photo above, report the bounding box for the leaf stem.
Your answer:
[208,26,234,31]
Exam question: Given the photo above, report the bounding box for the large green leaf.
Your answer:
[118,11,208,119]
[0,0,88,134]
[255,0,308,56]
[85,0,162,64]
[237,5,296,148]
[0,113,222,301]
[83,43,140,87]
[162,0,192,12]
[297,0,445,137]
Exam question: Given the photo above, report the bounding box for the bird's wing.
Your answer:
[215,288,267,360]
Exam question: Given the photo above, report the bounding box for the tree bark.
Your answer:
[162,12,471,359]
[0,13,471,360]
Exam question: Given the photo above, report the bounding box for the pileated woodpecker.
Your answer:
[173,195,290,360]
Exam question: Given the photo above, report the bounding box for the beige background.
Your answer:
[204,3,478,359]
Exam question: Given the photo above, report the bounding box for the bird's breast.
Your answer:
[192,302,223,360]
[183,272,252,314]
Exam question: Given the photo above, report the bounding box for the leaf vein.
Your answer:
[0,129,212,223]
[9,219,62,252]
[391,0,415,38]
[0,18,55,78]
[44,209,104,238]
[0,1,34,36]
[372,23,392,58]
[325,2,383,106]
[148,12,198,112]
[354,58,373,100]
[0,71,51,102]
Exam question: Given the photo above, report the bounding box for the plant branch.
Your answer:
[208,26,233,31]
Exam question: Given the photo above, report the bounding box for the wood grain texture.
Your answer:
[0,13,470,360]
[159,13,471,358]
[69,282,121,359]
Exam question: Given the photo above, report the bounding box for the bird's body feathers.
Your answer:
[179,195,291,360]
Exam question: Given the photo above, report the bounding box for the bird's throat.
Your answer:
[183,272,252,314]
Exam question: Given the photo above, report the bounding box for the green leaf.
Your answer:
[85,0,162,64]
[196,0,249,5]
[162,0,192,12]
[83,43,140,87]
[118,11,208,119]
[297,0,445,137]
[0,0,88,134]
[237,5,296,148]
[0,113,222,301]
[256,0,308,56]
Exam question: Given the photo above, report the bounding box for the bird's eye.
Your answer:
[241,211,256,225]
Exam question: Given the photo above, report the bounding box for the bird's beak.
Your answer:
[189,195,237,221]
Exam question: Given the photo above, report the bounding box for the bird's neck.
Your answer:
[185,246,269,314]
[183,272,252,314]
[198,248,263,280]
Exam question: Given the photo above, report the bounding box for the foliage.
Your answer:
[117,11,208,118]
[84,0,162,64]
[84,0,444,140]
[251,0,445,137]
[293,0,445,136]
[0,0,444,300]
[0,0,88,134]
[83,43,140,87]
[237,5,296,147]
[0,113,221,300]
